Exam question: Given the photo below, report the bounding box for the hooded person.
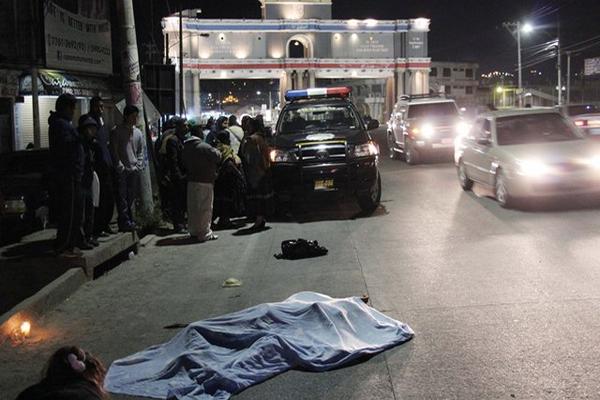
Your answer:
[182,133,221,242]
[48,93,85,257]
[213,130,246,229]
[84,96,116,238]
[205,116,228,147]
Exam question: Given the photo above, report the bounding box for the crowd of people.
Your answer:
[157,113,274,241]
[48,94,144,258]
[47,91,274,255]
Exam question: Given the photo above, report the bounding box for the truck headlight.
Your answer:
[353,141,379,158]
[269,149,297,163]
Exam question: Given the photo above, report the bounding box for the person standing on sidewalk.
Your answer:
[240,117,274,231]
[78,115,100,249]
[182,134,221,242]
[159,116,188,233]
[110,105,144,232]
[48,94,85,257]
[85,96,116,237]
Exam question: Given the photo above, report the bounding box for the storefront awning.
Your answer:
[19,70,111,98]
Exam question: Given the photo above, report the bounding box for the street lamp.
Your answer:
[503,21,533,107]
[256,91,262,96]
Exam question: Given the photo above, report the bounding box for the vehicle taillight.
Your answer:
[575,120,587,127]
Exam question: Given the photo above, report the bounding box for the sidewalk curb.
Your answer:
[0,268,87,339]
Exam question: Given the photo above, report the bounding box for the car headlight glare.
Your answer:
[269,149,296,163]
[585,155,600,169]
[517,159,551,176]
[456,121,471,136]
[353,142,379,158]
[421,124,434,138]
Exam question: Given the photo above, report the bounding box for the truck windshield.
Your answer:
[279,104,361,134]
[408,102,459,119]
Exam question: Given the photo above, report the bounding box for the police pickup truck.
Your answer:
[270,87,381,213]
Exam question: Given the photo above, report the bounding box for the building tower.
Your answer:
[260,0,332,20]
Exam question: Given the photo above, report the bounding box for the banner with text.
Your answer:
[44,1,112,75]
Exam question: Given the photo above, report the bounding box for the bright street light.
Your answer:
[521,22,534,34]
[496,86,504,94]
[256,91,262,95]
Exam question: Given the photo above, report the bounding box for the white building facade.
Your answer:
[429,61,479,106]
[162,0,431,122]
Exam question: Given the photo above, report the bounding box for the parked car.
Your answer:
[455,109,600,208]
[270,87,382,213]
[386,94,470,164]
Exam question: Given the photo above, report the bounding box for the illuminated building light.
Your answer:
[364,19,378,27]
[413,18,430,31]
[347,19,359,28]
[351,33,358,41]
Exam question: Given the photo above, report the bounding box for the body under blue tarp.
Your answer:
[104,292,414,400]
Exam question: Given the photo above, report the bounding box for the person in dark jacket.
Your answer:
[78,116,100,249]
[15,345,107,400]
[159,116,188,233]
[48,94,85,257]
[213,130,246,229]
[205,116,228,147]
[84,97,116,237]
[239,117,274,231]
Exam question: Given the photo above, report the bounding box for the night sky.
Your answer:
[135,0,600,74]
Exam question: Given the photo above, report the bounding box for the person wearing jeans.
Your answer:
[110,105,144,232]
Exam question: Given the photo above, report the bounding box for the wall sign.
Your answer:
[44,1,112,75]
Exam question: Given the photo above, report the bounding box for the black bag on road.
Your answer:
[274,239,328,260]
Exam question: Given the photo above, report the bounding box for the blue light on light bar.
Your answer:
[285,87,352,101]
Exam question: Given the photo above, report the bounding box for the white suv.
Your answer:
[387,94,469,164]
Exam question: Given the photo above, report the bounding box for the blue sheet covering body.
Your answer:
[105,292,414,400]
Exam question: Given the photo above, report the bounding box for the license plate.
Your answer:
[314,179,334,190]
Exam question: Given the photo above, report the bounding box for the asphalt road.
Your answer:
[4,128,600,399]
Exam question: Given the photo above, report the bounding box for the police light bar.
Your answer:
[285,87,352,101]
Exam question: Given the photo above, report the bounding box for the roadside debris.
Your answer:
[222,278,242,288]
[274,239,328,260]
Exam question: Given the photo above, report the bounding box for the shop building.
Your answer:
[0,0,117,153]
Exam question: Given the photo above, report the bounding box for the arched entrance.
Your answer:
[286,35,313,59]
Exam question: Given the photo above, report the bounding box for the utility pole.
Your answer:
[516,22,523,107]
[557,17,562,106]
[116,0,154,214]
[566,51,571,105]
[179,1,185,115]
